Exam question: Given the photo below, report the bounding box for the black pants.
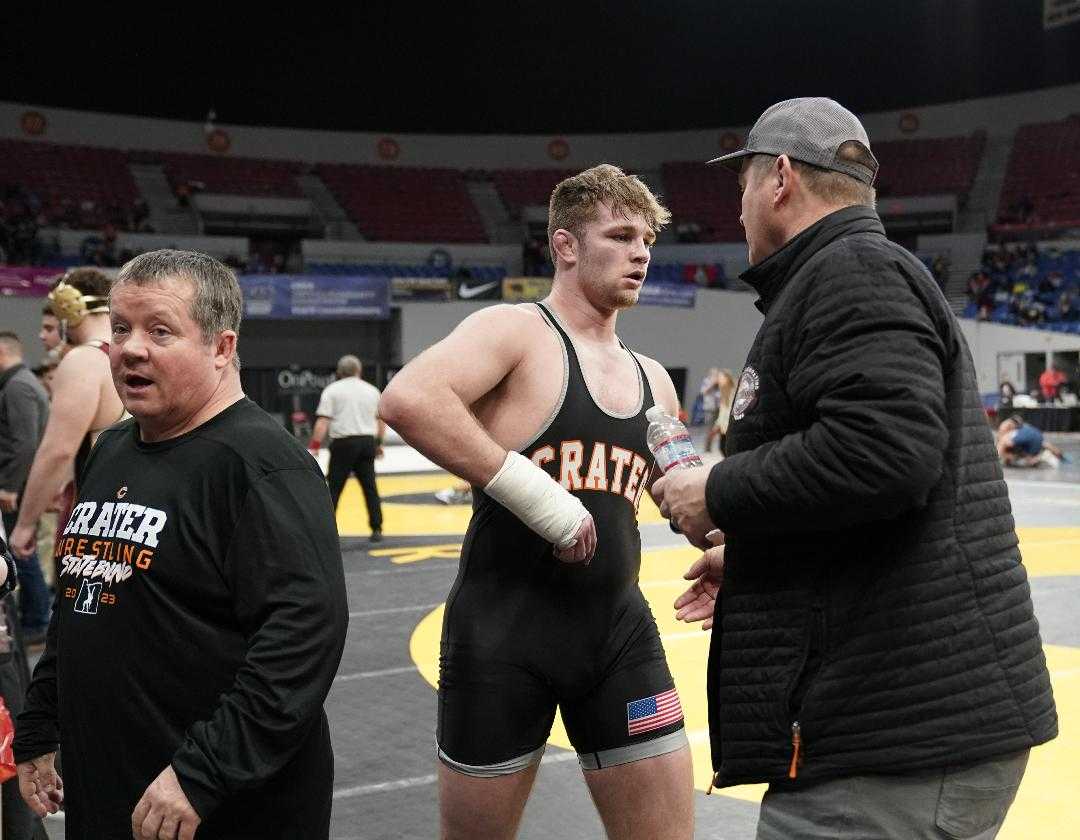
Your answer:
[327,436,383,531]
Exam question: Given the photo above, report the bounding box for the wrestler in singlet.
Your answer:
[438,303,685,775]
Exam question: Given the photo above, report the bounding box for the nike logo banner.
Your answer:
[456,280,502,300]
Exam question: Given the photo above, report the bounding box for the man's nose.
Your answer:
[121,331,150,358]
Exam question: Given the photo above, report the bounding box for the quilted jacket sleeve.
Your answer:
[706,245,950,535]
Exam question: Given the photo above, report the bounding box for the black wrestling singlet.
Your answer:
[438,303,683,771]
[449,302,655,637]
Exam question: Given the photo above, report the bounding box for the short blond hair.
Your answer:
[752,142,877,208]
[547,164,671,246]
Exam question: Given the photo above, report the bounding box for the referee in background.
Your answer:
[310,355,385,542]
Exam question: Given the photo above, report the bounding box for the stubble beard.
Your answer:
[579,249,639,312]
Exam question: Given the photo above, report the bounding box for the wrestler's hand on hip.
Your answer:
[17,752,63,816]
[131,765,201,840]
[553,512,597,565]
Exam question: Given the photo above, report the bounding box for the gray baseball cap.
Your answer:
[709,97,879,185]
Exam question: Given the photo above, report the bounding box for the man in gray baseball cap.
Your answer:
[653,96,1055,838]
[709,96,878,185]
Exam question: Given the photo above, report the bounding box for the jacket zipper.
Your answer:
[788,721,803,779]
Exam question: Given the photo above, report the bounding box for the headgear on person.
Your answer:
[47,268,112,329]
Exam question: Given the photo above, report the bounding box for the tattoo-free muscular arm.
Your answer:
[15,348,106,530]
[379,305,531,486]
[637,354,683,491]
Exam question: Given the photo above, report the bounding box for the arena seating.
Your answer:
[148,151,305,198]
[963,245,1080,333]
[660,133,985,242]
[648,263,727,287]
[0,139,139,227]
[491,169,573,216]
[660,162,743,242]
[997,116,1080,228]
[316,164,487,242]
[872,132,985,198]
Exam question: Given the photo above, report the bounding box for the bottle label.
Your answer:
[651,432,702,473]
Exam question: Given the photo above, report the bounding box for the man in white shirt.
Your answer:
[310,355,385,542]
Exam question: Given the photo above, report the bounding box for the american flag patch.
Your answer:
[626,688,683,736]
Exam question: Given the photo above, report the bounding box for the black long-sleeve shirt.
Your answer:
[14,398,349,839]
[0,363,49,493]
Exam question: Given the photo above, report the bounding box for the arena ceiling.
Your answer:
[3,1,1079,134]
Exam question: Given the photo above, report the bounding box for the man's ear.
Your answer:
[551,229,577,265]
[772,155,796,208]
[214,331,238,371]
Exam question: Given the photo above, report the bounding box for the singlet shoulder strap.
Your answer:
[619,339,655,410]
[536,302,652,417]
[534,301,572,346]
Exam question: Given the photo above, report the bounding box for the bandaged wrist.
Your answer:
[484,451,589,549]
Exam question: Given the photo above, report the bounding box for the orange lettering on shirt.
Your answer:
[623,455,647,502]
[531,445,555,468]
[583,443,609,491]
[560,441,585,491]
[609,447,633,495]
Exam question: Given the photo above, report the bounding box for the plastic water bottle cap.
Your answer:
[645,405,668,423]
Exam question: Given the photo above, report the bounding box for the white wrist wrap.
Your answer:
[485,451,589,549]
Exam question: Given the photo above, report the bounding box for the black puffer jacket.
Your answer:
[704,206,1057,788]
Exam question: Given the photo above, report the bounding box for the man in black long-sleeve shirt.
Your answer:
[14,249,349,840]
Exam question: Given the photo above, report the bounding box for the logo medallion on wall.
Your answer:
[731,366,760,421]
[547,138,570,161]
[719,132,741,152]
[207,128,232,153]
[898,112,920,134]
[377,137,401,161]
[21,111,47,137]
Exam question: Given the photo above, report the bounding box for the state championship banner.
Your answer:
[502,276,553,302]
[638,282,696,308]
[391,277,454,301]
[240,275,390,319]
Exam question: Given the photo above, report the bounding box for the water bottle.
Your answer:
[646,406,703,473]
[646,407,723,543]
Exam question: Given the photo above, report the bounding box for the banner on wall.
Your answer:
[0,266,64,298]
[500,276,695,307]
[638,283,696,308]
[391,277,454,301]
[239,275,390,320]
[502,276,553,302]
